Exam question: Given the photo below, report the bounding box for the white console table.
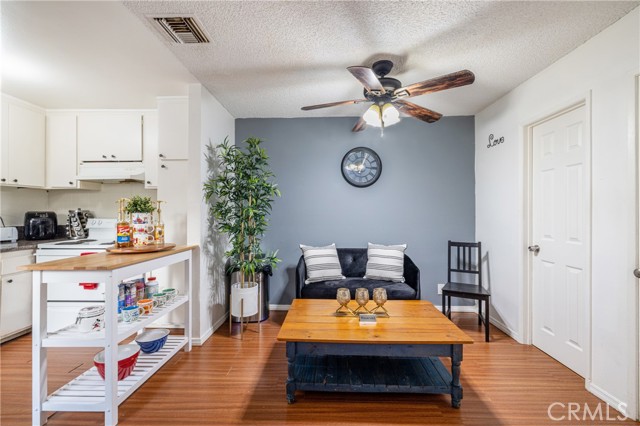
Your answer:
[21,245,196,426]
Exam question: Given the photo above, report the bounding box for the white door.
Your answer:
[531,104,589,377]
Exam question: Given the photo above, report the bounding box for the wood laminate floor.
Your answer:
[1,312,637,426]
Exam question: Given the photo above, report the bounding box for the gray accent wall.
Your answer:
[235,116,475,306]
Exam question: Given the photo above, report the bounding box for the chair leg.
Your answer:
[478,301,482,325]
[447,296,452,320]
[485,298,490,342]
[442,293,445,315]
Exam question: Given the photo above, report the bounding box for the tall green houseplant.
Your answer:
[204,137,281,288]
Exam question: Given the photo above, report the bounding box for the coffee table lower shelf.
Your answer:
[287,354,458,406]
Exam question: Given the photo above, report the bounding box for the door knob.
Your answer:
[528,245,540,254]
[634,269,640,279]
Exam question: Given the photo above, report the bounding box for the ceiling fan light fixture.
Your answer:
[382,103,400,126]
[363,104,382,127]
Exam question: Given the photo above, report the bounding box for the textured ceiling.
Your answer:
[2,1,638,116]
[124,1,638,118]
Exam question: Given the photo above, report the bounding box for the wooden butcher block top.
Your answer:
[20,245,197,272]
[277,299,473,345]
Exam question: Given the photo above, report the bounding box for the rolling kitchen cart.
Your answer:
[22,245,196,426]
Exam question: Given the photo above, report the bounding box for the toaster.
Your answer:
[24,211,58,240]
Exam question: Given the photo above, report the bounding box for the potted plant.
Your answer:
[124,196,156,246]
[203,137,281,322]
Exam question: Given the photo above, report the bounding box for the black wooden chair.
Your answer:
[441,241,491,342]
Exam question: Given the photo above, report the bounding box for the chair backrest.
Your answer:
[447,240,482,286]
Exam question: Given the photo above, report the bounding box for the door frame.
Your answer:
[521,93,593,384]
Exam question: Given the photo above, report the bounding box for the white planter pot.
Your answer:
[231,282,259,318]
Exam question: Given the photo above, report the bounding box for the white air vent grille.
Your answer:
[153,17,209,44]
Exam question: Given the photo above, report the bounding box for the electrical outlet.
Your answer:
[437,283,445,295]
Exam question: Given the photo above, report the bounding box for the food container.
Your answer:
[145,277,159,298]
[75,305,105,332]
[136,279,145,301]
[93,344,140,380]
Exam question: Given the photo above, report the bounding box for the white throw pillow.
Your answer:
[300,243,345,284]
[364,242,407,282]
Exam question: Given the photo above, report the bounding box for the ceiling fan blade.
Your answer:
[352,117,367,132]
[301,99,368,111]
[394,99,443,123]
[395,70,475,98]
[347,66,386,94]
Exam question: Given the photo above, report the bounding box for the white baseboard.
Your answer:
[586,381,633,420]
[269,304,291,311]
[489,315,523,343]
[193,314,228,346]
[434,305,479,313]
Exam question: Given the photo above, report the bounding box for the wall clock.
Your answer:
[341,147,382,188]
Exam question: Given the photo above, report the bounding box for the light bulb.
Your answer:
[363,104,382,127]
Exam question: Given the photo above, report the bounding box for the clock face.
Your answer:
[341,147,382,188]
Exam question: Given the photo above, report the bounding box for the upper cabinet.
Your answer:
[157,97,188,160]
[77,111,143,162]
[0,95,45,188]
[143,111,159,189]
[45,112,100,190]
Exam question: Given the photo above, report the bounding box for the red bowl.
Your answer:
[94,344,140,380]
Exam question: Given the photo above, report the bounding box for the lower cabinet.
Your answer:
[0,250,34,343]
[0,272,32,342]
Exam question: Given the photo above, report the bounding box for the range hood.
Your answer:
[77,162,145,183]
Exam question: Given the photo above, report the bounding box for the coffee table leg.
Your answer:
[451,344,463,408]
[286,342,296,404]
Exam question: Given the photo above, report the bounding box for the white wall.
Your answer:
[0,183,155,226]
[187,84,235,343]
[475,8,639,419]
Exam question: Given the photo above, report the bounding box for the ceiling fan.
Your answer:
[301,60,475,132]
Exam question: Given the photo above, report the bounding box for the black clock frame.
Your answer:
[341,147,382,188]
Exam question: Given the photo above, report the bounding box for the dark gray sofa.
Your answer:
[295,248,420,300]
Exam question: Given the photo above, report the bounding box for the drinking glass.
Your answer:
[355,288,370,313]
[372,287,389,316]
[335,288,354,315]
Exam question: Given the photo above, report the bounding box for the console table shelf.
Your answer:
[21,245,196,426]
[293,355,452,394]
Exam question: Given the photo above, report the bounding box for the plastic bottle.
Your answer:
[116,198,132,248]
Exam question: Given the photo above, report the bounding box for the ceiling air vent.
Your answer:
[153,16,209,44]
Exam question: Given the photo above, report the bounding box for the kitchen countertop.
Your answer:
[0,237,69,254]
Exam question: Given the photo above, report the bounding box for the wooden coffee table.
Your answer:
[277,299,473,407]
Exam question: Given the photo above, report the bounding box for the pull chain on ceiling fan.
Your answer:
[301,60,475,133]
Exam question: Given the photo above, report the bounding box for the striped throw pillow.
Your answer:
[364,243,407,282]
[300,243,345,284]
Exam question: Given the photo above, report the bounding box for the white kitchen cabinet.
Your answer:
[0,95,45,188]
[77,111,142,162]
[0,249,34,343]
[157,97,189,160]
[45,112,100,190]
[143,111,159,189]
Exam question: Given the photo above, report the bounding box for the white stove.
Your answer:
[36,218,117,332]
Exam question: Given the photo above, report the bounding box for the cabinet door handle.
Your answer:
[69,181,74,185]
[102,155,107,159]
[146,180,151,184]
[7,279,13,283]
[111,155,116,159]
[161,164,167,169]
[159,153,165,158]
[0,178,5,182]
[634,268,640,279]
[528,245,540,254]
[12,179,17,183]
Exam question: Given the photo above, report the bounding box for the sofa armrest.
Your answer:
[295,255,307,299]
[403,255,421,299]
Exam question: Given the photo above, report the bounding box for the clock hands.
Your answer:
[357,153,369,173]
